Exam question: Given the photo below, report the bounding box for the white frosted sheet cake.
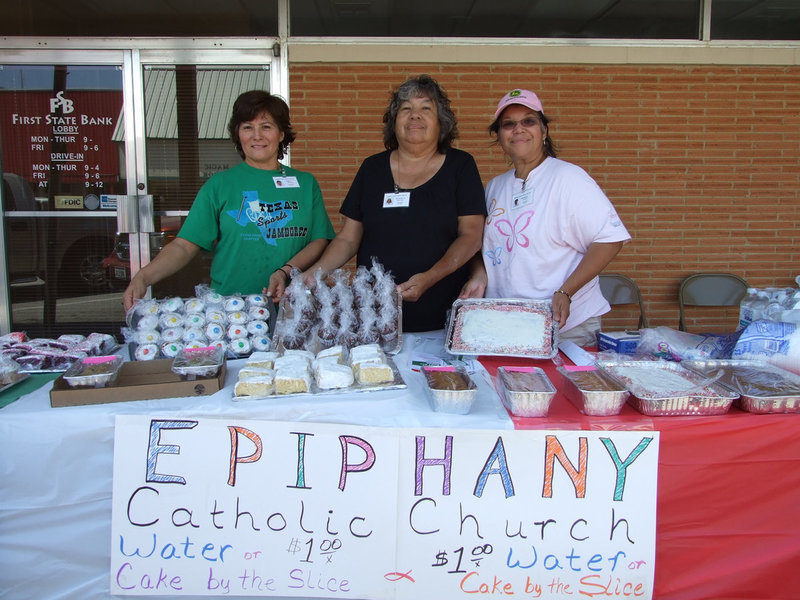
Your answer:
[447,299,555,358]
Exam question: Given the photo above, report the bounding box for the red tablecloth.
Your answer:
[480,355,800,600]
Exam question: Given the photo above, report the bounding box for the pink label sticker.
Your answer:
[423,366,456,372]
[83,355,118,364]
[563,365,597,372]
[501,366,539,373]
[186,346,214,353]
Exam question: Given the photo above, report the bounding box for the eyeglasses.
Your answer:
[500,117,540,131]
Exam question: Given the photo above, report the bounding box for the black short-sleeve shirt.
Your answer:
[340,148,486,331]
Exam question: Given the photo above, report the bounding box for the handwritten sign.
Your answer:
[111,416,658,598]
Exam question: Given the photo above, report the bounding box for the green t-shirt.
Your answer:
[178,162,334,295]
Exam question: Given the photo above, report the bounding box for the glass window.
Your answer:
[1,0,278,37]
[712,0,800,40]
[291,0,702,39]
[1,64,125,337]
[138,66,271,300]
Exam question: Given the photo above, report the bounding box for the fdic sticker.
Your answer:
[55,195,84,209]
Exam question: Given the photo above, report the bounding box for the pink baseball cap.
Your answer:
[493,89,544,121]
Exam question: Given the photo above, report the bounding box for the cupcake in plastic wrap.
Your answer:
[227,324,248,340]
[159,312,184,330]
[184,298,205,314]
[161,327,185,343]
[205,323,226,341]
[229,338,252,356]
[135,343,159,360]
[205,308,226,324]
[160,297,184,314]
[225,296,246,312]
[246,320,269,336]
[182,327,206,343]
[227,310,247,325]
[161,341,184,358]
[246,294,267,307]
[250,335,271,352]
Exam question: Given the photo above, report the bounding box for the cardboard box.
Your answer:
[597,331,640,355]
[50,359,226,407]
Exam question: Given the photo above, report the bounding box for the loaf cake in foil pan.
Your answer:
[557,366,630,416]
[496,366,556,417]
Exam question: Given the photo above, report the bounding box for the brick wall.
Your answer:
[289,63,800,333]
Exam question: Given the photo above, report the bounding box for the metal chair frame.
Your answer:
[678,272,748,331]
[598,273,648,330]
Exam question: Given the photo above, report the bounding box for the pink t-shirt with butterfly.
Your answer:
[482,156,630,333]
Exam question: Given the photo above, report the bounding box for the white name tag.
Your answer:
[383,191,411,208]
[511,187,534,210]
[273,176,299,188]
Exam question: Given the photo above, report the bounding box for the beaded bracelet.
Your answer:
[555,289,571,302]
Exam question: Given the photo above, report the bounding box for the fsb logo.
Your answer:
[50,91,74,114]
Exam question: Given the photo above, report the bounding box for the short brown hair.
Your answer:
[228,90,296,160]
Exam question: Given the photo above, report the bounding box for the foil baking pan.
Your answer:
[445,298,557,359]
[557,366,630,416]
[496,366,556,417]
[682,359,800,414]
[597,359,738,416]
[422,366,478,415]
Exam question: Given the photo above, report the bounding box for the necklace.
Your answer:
[392,150,442,191]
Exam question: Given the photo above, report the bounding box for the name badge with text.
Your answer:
[383,192,411,208]
[273,176,300,188]
[511,187,534,210]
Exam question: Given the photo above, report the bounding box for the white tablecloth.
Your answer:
[0,332,512,600]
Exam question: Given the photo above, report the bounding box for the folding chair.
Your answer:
[678,272,748,331]
[598,273,648,330]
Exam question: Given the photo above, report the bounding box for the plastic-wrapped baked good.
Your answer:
[160,342,184,358]
[184,298,205,314]
[246,320,269,336]
[160,296,185,314]
[135,329,161,345]
[229,338,251,356]
[184,313,206,328]
[227,311,247,325]
[161,327,185,343]
[205,323,225,341]
[205,309,226,324]
[182,327,206,343]
[246,294,267,307]
[227,324,247,340]
[248,306,269,321]
[224,296,246,312]
[159,312,184,330]
[250,335,271,352]
[171,346,225,380]
[63,355,123,388]
[134,344,159,361]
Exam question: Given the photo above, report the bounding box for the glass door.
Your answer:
[0,61,127,338]
[0,43,280,339]
[123,62,273,301]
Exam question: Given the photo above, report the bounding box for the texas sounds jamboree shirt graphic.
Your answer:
[229,190,308,245]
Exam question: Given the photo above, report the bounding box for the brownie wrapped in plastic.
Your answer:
[497,366,557,417]
[422,366,478,415]
[171,345,225,380]
[63,355,123,388]
[0,354,24,386]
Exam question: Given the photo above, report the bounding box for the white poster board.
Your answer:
[111,416,659,599]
